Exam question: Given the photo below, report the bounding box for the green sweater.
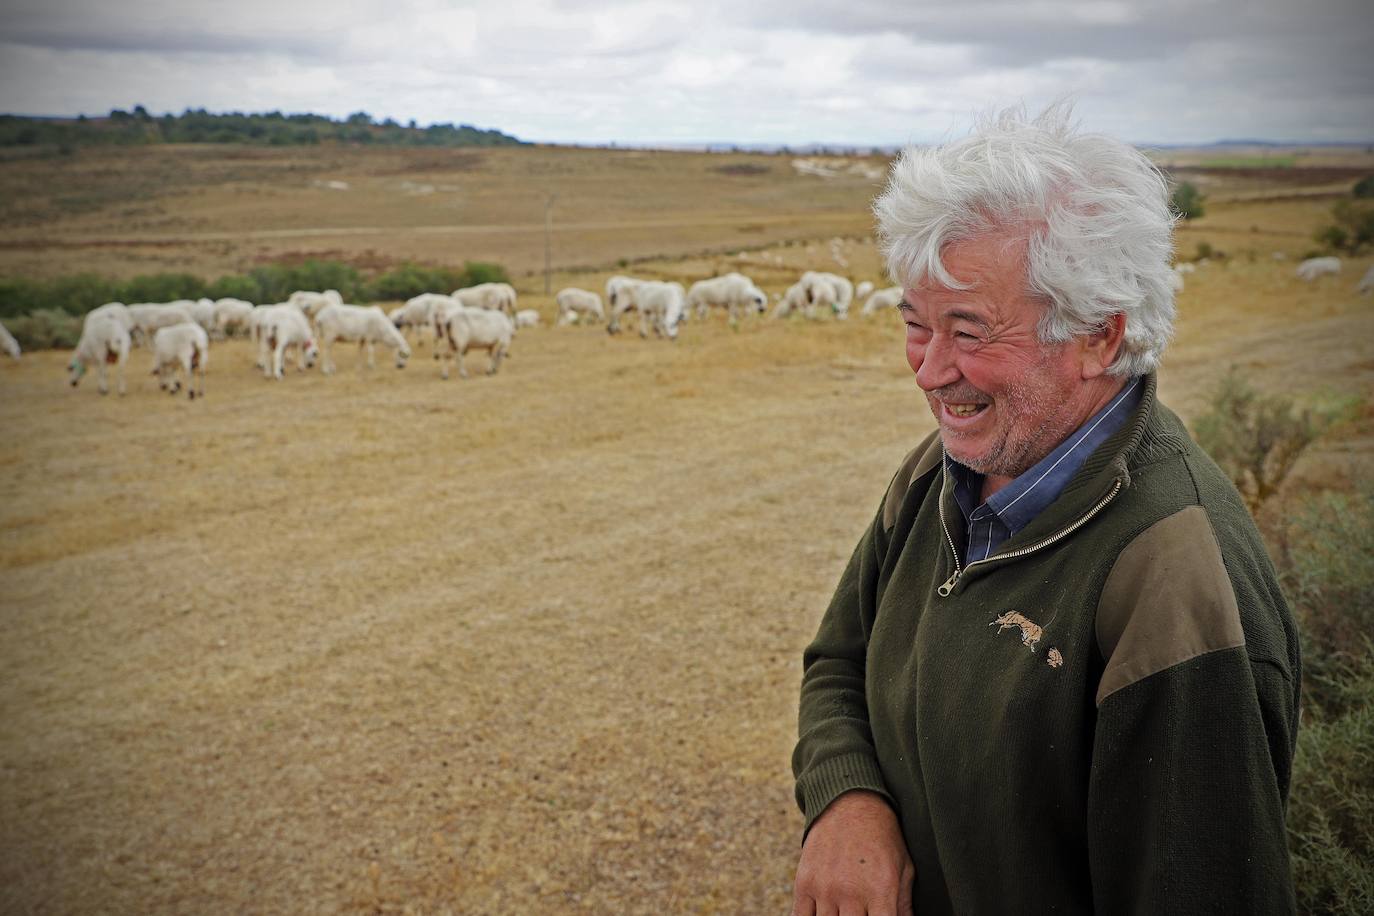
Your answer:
[793,374,1300,915]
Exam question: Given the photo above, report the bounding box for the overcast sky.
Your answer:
[1,0,1370,146]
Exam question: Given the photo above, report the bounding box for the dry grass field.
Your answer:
[1,144,1373,914]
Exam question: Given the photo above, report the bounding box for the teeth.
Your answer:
[948,404,982,416]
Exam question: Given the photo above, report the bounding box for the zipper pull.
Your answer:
[938,570,959,597]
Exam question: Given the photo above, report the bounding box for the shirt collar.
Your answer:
[947,377,1144,536]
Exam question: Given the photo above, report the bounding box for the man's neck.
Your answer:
[980,376,1129,502]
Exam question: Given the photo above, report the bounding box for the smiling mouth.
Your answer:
[944,402,987,418]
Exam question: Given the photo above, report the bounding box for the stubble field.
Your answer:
[1,143,1372,914]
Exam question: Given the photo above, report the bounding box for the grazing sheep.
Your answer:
[685,272,768,322]
[151,323,209,399]
[437,306,514,379]
[1295,256,1342,281]
[1167,271,1185,293]
[127,303,194,346]
[605,275,648,333]
[452,282,517,316]
[314,303,411,374]
[288,289,344,318]
[861,286,904,316]
[256,305,319,380]
[83,302,134,336]
[391,293,454,347]
[854,280,875,301]
[555,288,605,325]
[635,281,687,340]
[773,280,810,319]
[0,319,20,359]
[1356,264,1374,296]
[515,309,541,329]
[179,298,218,334]
[775,274,839,319]
[803,271,854,318]
[212,298,255,337]
[67,316,131,395]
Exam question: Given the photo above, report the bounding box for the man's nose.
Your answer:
[914,333,960,391]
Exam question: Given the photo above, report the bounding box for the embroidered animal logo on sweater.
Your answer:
[990,611,1043,651]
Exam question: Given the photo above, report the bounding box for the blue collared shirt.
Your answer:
[948,377,1143,563]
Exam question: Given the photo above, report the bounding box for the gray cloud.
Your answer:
[0,0,1369,145]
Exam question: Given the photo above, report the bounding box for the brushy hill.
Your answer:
[0,106,525,149]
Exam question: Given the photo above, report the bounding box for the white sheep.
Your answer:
[1295,256,1342,281]
[1359,264,1374,296]
[635,281,687,340]
[860,286,904,316]
[437,305,514,379]
[1167,271,1185,293]
[1174,262,1197,275]
[803,271,854,318]
[773,280,809,319]
[178,298,217,334]
[212,298,255,337]
[775,274,838,319]
[83,302,133,333]
[67,315,131,395]
[0,319,20,359]
[288,289,344,318]
[685,272,768,322]
[555,288,605,325]
[515,308,541,329]
[391,293,454,347]
[314,303,412,374]
[126,303,194,346]
[255,305,319,380]
[452,282,517,316]
[150,323,209,399]
[605,275,648,333]
[854,280,875,301]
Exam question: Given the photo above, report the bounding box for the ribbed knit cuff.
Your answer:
[797,752,892,837]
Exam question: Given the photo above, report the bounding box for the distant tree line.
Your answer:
[0,106,525,149]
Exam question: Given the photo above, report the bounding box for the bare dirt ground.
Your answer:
[1,146,1373,914]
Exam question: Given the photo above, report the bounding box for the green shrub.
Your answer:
[1315,201,1374,255]
[1170,181,1206,220]
[1353,175,1374,199]
[366,262,466,302]
[7,308,82,350]
[206,274,262,302]
[116,272,206,304]
[461,260,510,286]
[1192,368,1325,513]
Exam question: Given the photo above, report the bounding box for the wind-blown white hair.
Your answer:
[874,102,1176,378]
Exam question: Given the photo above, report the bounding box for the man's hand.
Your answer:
[791,790,915,916]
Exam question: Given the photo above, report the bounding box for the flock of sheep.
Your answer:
[13,271,906,399]
[0,255,1368,399]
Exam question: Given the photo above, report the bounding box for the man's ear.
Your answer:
[1080,313,1126,380]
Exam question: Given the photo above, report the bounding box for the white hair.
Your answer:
[874,102,1176,378]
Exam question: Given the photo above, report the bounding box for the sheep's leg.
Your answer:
[456,345,469,380]
[97,360,109,395]
[273,342,286,380]
[366,339,376,369]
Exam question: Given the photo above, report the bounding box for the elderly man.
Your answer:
[791,106,1299,915]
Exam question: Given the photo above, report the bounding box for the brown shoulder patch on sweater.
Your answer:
[1095,505,1245,706]
[881,431,942,532]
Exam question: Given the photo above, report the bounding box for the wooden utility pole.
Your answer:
[543,192,557,294]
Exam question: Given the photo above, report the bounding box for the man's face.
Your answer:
[900,233,1092,485]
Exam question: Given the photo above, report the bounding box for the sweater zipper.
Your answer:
[937,476,1124,597]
